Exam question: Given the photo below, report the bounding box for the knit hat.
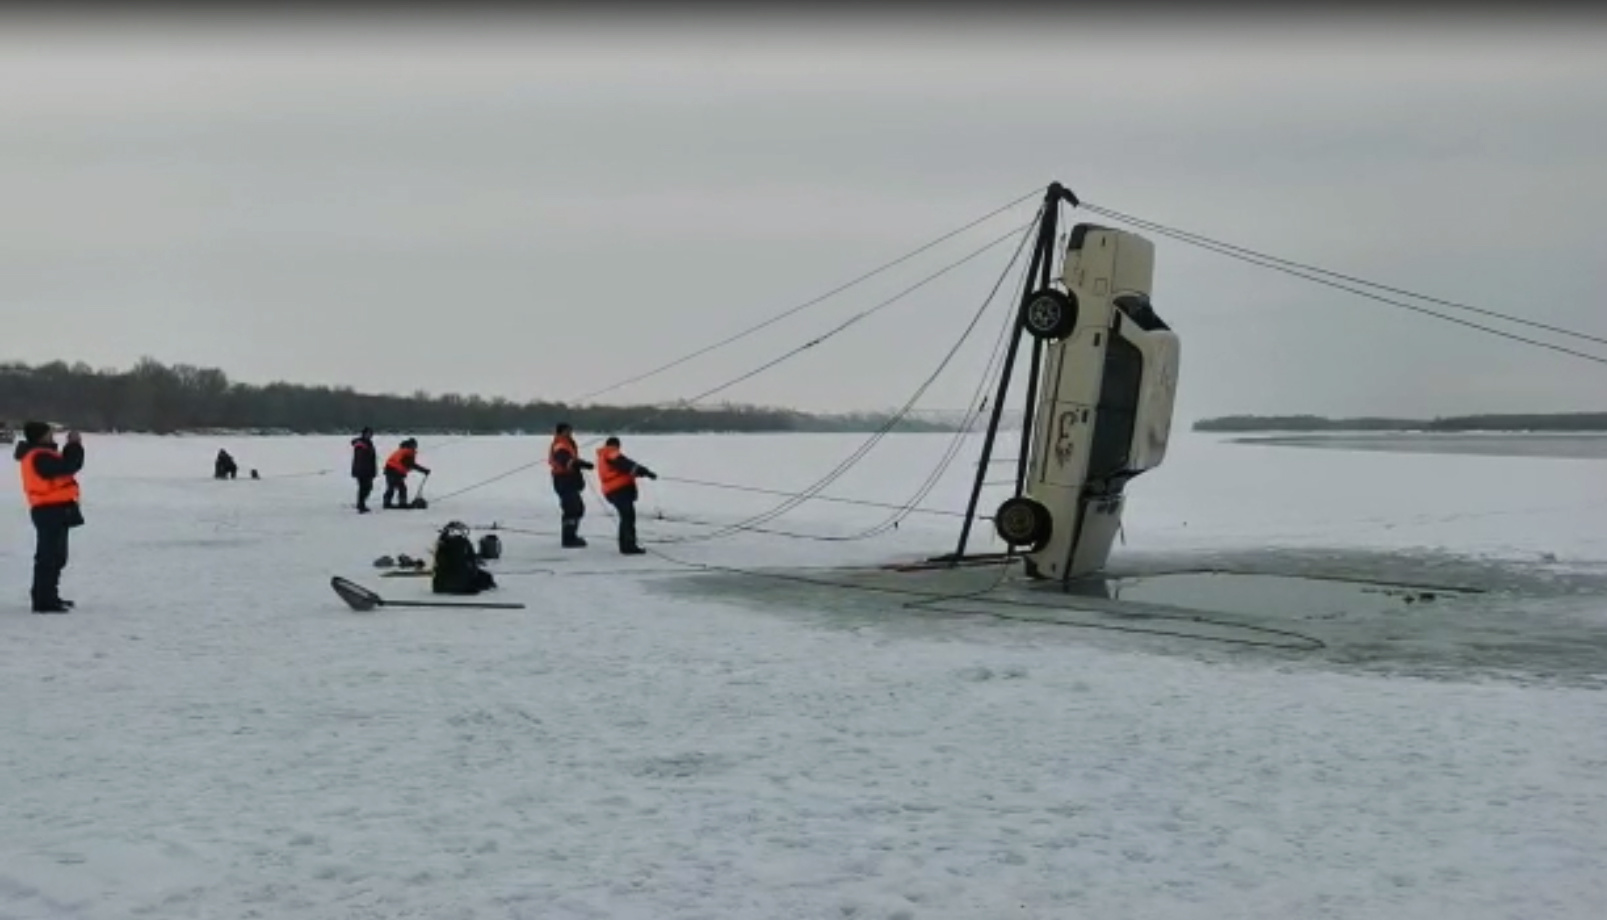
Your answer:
[22,421,50,444]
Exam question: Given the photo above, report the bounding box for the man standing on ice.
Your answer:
[548,422,593,548]
[350,426,377,513]
[595,437,657,555]
[15,421,84,614]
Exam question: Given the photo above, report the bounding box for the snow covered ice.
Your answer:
[3,430,1607,919]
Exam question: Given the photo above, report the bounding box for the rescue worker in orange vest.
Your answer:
[595,436,657,555]
[382,437,430,509]
[15,420,85,614]
[549,422,594,548]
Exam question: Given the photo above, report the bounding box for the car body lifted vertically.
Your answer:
[946,182,1182,586]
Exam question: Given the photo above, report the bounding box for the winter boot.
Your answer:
[32,573,70,612]
[561,519,587,548]
[32,594,69,614]
[620,544,646,556]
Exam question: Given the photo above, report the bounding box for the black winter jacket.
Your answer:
[351,436,377,479]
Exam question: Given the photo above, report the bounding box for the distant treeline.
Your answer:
[0,358,954,436]
[1194,413,1607,433]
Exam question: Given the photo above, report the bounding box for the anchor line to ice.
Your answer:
[431,195,1034,545]
[430,210,1040,510]
[470,472,1002,541]
[480,513,933,545]
[668,219,1025,409]
[1079,202,1607,365]
[827,218,1043,539]
[573,184,1049,405]
[369,202,1040,539]
[631,209,1043,546]
[1081,202,1607,349]
[644,266,1023,544]
[413,185,1047,455]
[653,476,984,519]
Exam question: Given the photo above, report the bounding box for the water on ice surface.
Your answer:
[1,430,1605,919]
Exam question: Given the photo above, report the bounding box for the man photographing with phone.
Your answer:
[15,421,84,614]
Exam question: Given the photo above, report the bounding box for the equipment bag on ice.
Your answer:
[431,521,497,596]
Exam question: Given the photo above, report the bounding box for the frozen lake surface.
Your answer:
[2,430,1605,919]
[1231,430,1607,460]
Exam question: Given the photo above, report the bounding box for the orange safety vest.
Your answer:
[595,445,636,496]
[20,448,80,509]
[549,435,580,476]
[385,447,415,474]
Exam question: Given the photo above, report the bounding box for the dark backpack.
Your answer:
[432,522,496,595]
[478,533,502,561]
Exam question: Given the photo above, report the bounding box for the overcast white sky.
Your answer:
[3,9,1604,423]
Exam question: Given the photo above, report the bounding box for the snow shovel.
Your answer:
[329,576,525,611]
[409,472,431,510]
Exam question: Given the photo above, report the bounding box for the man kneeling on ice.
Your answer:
[214,448,238,480]
[596,436,657,555]
[431,522,496,595]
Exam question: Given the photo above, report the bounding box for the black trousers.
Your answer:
[355,475,374,510]
[382,471,408,507]
[555,487,585,543]
[606,492,639,550]
[32,516,70,606]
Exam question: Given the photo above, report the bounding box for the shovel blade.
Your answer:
[331,576,384,612]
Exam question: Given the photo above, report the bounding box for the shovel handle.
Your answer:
[382,599,526,610]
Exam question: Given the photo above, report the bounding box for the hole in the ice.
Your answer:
[1059,572,1480,620]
